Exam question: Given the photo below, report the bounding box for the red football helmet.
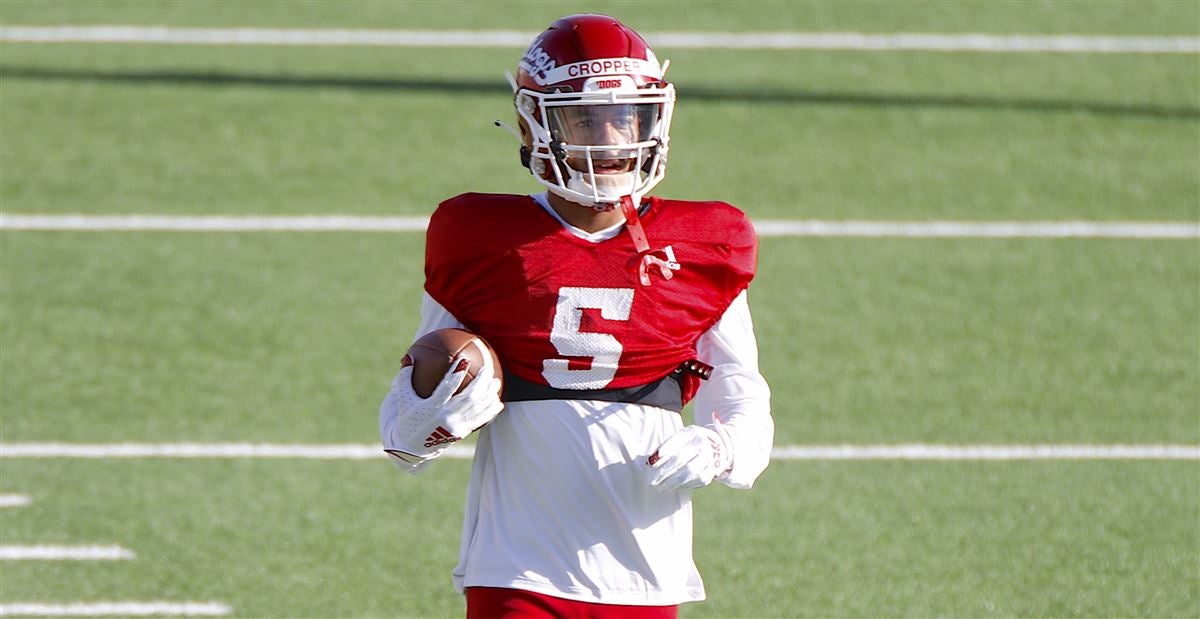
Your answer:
[512,14,675,209]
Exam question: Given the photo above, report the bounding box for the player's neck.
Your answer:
[546,192,627,233]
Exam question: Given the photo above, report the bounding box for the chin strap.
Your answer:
[618,195,680,286]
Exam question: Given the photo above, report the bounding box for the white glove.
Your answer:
[379,341,504,473]
[646,421,733,493]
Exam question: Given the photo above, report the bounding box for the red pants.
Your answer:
[466,586,678,619]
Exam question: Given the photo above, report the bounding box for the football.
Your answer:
[401,328,503,398]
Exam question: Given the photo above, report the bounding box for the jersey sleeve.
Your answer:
[663,199,759,332]
[423,194,491,320]
[718,203,759,311]
[413,292,465,342]
[692,289,774,489]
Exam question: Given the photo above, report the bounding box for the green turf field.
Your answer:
[1,1,1198,617]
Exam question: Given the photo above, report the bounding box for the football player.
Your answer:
[379,14,774,619]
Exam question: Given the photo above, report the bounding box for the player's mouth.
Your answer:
[591,159,634,174]
[566,157,635,175]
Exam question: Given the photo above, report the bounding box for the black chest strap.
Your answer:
[501,370,685,413]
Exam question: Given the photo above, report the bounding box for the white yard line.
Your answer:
[0,442,442,459]
[0,602,231,617]
[0,494,32,508]
[0,545,134,561]
[0,443,1196,461]
[770,444,1200,460]
[750,220,1200,239]
[654,32,1200,53]
[0,26,1197,54]
[1,214,1196,239]
[0,214,432,232]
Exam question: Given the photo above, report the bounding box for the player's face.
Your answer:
[548,104,655,174]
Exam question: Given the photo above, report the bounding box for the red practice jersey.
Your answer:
[424,193,757,394]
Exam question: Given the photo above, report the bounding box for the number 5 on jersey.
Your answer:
[542,287,634,389]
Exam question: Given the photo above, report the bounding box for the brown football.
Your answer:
[400,328,503,398]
